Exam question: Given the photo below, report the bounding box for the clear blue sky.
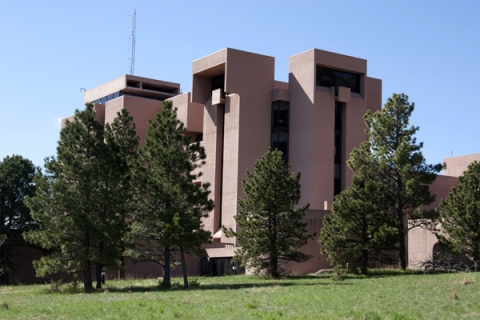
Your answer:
[1,0,479,170]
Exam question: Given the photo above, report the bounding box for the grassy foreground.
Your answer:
[0,270,479,319]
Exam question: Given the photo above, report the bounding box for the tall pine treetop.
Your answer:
[347,93,442,270]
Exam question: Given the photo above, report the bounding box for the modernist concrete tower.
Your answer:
[173,48,382,273]
[69,48,383,275]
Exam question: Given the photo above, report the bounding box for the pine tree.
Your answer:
[348,93,442,270]
[223,148,313,278]
[25,105,135,291]
[131,100,212,289]
[0,155,38,284]
[319,172,397,274]
[104,107,139,280]
[437,161,480,270]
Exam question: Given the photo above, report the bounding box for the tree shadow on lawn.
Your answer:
[101,276,351,294]
[361,269,426,278]
[326,268,427,281]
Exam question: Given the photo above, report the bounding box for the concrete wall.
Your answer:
[427,175,459,210]
[289,50,316,209]
[168,92,204,134]
[407,174,460,268]
[407,226,439,268]
[84,74,180,104]
[228,49,275,241]
[84,75,127,104]
[192,48,275,245]
[444,153,480,177]
[104,96,163,145]
[283,210,331,274]
[289,49,378,210]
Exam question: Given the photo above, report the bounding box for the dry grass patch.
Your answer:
[250,287,265,293]
[454,274,476,285]
[450,287,459,300]
[271,284,282,292]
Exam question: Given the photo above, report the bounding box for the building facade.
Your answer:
[66,48,383,275]
[8,48,473,283]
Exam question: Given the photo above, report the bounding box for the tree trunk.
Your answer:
[396,173,407,270]
[95,263,103,289]
[399,231,407,270]
[1,247,8,285]
[361,250,368,275]
[84,261,93,291]
[162,246,171,288]
[271,213,278,279]
[119,240,126,279]
[270,255,279,279]
[180,247,188,290]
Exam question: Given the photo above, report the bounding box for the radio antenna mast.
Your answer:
[129,10,136,75]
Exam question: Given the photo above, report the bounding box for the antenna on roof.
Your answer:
[128,10,136,75]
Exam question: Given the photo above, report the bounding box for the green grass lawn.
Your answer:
[0,270,479,319]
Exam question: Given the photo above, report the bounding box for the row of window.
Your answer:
[92,92,120,104]
[126,80,177,94]
[316,66,361,94]
[90,91,166,104]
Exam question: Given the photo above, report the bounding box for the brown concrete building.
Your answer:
[66,48,382,276]
[40,47,467,279]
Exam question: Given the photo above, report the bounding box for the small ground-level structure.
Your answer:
[408,153,480,268]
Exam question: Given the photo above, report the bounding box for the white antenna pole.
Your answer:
[129,10,136,75]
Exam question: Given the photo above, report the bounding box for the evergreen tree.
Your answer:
[25,105,135,291]
[131,100,212,289]
[223,148,313,278]
[319,171,397,274]
[0,155,38,284]
[348,93,442,270]
[437,161,480,270]
[105,107,139,280]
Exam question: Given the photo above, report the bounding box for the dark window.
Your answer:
[271,101,289,130]
[272,131,289,160]
[127,80,140,88]
[334,178,341,197]
[334,102,343,196]
[212,74,225,93]
[316,66,361,94]
[202,257,245,276]
[271,101,289,162]
[143,84,174,94]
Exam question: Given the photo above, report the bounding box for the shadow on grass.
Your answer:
[97,275,351,294]
[363,269,425,278]
[51,270,434,294]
